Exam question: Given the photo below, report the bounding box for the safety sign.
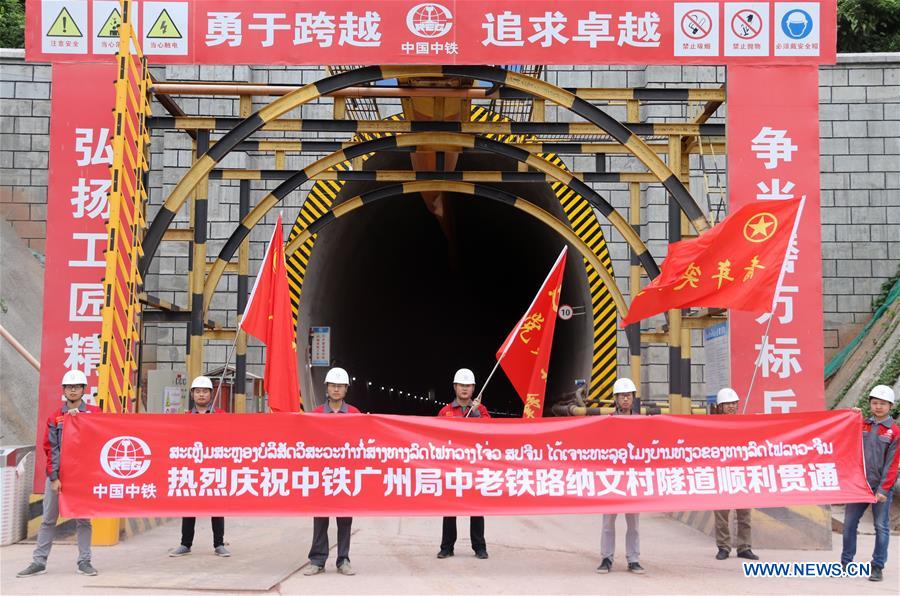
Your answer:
[142,1,188,55]
[724,3,769,56]
[42,1,87,54]
[310,327,331,367]
[674,3,719,56]
[774,3,821,56]
[93,1,137,55]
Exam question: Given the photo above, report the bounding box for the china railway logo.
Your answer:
[406,3,453,38]
[100,436,152,479]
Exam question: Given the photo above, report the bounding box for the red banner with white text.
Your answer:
[60,411,871,517]
[35,61,116,491]
[727,65,824,414]
[26,0,836,66]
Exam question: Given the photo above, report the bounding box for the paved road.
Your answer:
[2,513,897,594]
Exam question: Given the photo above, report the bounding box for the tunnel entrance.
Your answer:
[298,152,594,417]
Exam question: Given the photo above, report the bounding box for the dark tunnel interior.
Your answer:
[297,151,596,417]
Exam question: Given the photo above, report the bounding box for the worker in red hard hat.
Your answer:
[169,376,231,558]
[597,378,644,575]
[18,370,101,578]
[712,387,759,562]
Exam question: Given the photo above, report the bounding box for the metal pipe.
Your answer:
[0,323,40,371]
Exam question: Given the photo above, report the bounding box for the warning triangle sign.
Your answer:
[147,9,181,39]
[97,8,122,38]
[46,7,83,37]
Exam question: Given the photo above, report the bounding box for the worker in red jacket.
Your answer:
[437,368,489,560]
[169,376,231,558]
[17,370,101,578]
[843,385,899,583]
[304,367,359,576]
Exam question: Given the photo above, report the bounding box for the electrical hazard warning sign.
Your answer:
[41,1,87,54]
[142,1,188,55]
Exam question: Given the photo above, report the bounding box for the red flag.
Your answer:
[621,198,803,326]
[496,247,567,419]
[241,215,300,412]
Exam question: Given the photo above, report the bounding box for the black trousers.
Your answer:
[181,517,225,548]
[308,517,352,567]
[441,516,486,552]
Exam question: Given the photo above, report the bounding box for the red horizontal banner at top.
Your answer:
[27,0,836,66]
[59,410,871,518]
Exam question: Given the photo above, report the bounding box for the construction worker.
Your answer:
[437,368,489,560]
[304,367,359,576]
[597,377,644,574]
[843,385,899,583]
[169,376,230,558]
[17,370,101,578]
[712,387,759,561]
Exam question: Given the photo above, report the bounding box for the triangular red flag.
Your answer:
[241,215,300,412]
[496,247,567,418]
[621,198,803,326]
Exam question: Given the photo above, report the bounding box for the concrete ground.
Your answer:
[1,513,897,595]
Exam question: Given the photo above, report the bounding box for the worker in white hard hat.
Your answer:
[169,376,230,559]
[18,370,101,578]
[712,388,759,562]
[304,367,359,577]
[436,368,489,560]
[843,384,898,583]
[597,377,644,575]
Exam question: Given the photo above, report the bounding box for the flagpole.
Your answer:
[212,332,240,411]
[742,196,805,414]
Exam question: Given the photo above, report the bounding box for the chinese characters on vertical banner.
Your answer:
[35,62,116,490]
[727,65,824,413]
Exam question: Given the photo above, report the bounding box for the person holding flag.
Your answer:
[437,368,490,560]
[240,214,300,412]
[597,377,645,575]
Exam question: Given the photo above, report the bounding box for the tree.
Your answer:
[838,0,900,52]
[0,0,25,48]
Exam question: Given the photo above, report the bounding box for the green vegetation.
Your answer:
[855,349,900,419]
[0,0,25,49]
[873,266,900,312]
[838,0,900,53]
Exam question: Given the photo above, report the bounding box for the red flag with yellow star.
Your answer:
[621,199,803,326]
[496,247,567,418]
[241,215,300,412]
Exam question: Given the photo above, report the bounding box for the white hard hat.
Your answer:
[61,370,88,386]
[612,378,637,395]
[324,367,350,385]
[190,376,214,390]
[869,385,896,405]
[453,368,476,385]
[716,387,740,405]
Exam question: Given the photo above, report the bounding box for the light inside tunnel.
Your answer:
[297,152,596,417]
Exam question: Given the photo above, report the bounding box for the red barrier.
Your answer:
[60,410,872,517]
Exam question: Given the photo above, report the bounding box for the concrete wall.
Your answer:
[1,50,897,400]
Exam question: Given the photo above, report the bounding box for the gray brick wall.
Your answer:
[2,49,897,400]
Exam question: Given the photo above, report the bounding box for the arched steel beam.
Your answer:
[202,132,657,311]
[142,65,709,275]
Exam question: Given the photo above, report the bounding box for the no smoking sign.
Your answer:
[674,3,719,57]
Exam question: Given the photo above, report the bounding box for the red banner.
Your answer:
[27,0,836,66]
[727,65,824,414]
[60,411,871,517]
[35,62,116,491]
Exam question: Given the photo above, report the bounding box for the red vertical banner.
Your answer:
[727,65,824,413]
[35,61,117,490]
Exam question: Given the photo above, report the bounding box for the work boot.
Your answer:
[596,558,612,574]
[337,562,355,576]
[436,549,454,559]
[628,562,646,574]
[214,545,231,557]
[168,545,191,557]
[16,562,46,578]
[475,550,489,559]
[77,561,98,576]
[716,548,730,560]
[737,549,759,560]
[869,566,883,582]
[303,564,325,576]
